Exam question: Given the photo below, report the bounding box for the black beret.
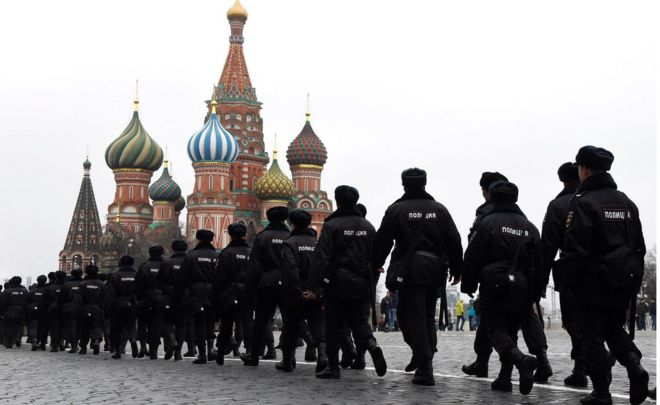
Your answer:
[84,265,99,275]
[196,229,214,242]
[149,245,165,257]
[480,172,508,189]
[557,162,579,182]
[172,239,188,252]
[575,146,614,171]
[119,255,135,266]
[401,168,427,188]
[228,223,247,238]
[289,209,312,227]
[266,206,289,223]
[37,275,47,285]
[356,203,367,218]
[489,181,519,204]
[55,271,67,281]
[71,268,83,277]
[334,185,360,207]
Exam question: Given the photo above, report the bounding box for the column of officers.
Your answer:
[0,145,653,405]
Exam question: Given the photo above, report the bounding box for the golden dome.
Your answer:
[254,150,294,201]
[227,0,248,21]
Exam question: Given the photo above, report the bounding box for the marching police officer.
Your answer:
[136,245,167,359]
[373,168,464,386]
[26,275,48,351]
[278,209,327,373]
[461,181,540,396]
[107,255,139,359]
[0,276,28,348]
[159,239,188,361]
[46,271,67,352]
[179,229,219,365]
[559,146,649,405]
[539,162,587,387]
[62,268,84,353]
[78,265,105,355]
[310,185,387,379]
[213,223,251,365]
[241,207,290,366]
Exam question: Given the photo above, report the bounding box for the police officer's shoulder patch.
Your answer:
[565,211,574,228]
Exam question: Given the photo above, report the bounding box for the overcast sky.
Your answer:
[0,0,656,282]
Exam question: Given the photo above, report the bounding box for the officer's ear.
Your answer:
[482,188,490,202]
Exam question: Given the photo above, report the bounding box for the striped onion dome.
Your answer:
[187,101,239,163]
[105,99,164,171]
[254,150,294,201]
[174,195,186,212]
[286,112,327,166]
[148,163,181,202]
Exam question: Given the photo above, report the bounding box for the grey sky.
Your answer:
[0,0,655,281]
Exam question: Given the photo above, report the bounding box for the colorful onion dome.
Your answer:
[105,98,164,171]
[148,162,181,202]
[286,112,327,166]
[255,149,294,201]
[175,195,186,212]
[187,101,240,163]
[227,0,248,21]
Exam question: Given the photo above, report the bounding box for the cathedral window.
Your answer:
[236,114,242,121]
[209,175,214,191]
[129,186,134,199]
[246,115,252,122]
[225,114,231,120]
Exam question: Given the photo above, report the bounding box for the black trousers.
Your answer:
[560,290,584,362]
[48,311,65,347]
[63,316,79,347]
[280,295,324,354]
[3,318,21,346]
[579,304,640,376]
[110,308,137,350]
[481,309,523,359]
[339,323,356,356]
[79,313,104,347]
[162,307,185,349]
[138,312,164,347]
[249,287,281,357]
[397,284,438,361]
[191,305,215,348]
[325,298,375,369]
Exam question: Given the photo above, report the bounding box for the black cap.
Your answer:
[575,146,614,171]
[55,271,67,281]
[119,255,135,266]
[356,203,367,218]
[266,206,289,223]
[489,181,519,204]
[9,276,21,285]
[85,265,99,275]
[480,172,508,189]
[171,240,188,252]
[149,245,165,258]
[401,168,427,189]
[195,229,214,242]
[37,275,47,285]
[228,223,247,238]
[557,162,579,182]
[289,209,312,228]
[334,185,359,207]
[48,272,56,281]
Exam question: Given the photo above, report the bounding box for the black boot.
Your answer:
[405,353,418,372]
[275,348,295,372]
[509,347,537,395]
[305,343,317,362]
[207,342,217,361]
[174,346,183,361]
[564,358,589,388]
[31,343,39,352]
[620,351,649,405]
[366,340,387,377]
[193,344,207,364]
[216,342,226,365]
[262,343,277,360]
[461,357,489,378]
[240,351,259,366]
[68,343,78,354]
[92,341,100,355]
[339,350,356,369]
[137,341,147,358]
[350,349,366,370]
[78,345,87,355]
[534,350,553,383]
[580,373,613,405]
[149,344,159,360]
[316,343,328,373]
[491,362,513,392]
[112,345,121,359]
[411,359,435,386]
[130,341,139,358]
[164,345,175,360]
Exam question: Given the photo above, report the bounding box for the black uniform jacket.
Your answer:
[0,283,28,319]
[62,276,84,318]
[136,257,165,302]
[214,239,251,293]
[80,275,105,308]
[281,228,318,296]
[45,281,66,313]
[26,284,49,317]
[106,266,138,310]
[461,203,541,311]
[560,172,645,308]
[247,223,290,290]
[179,242,219,309]
[539,184,577,291]
[468,202,493,242]
[373,191,464,284]
[158,252,186,307]
[310,206,377,301]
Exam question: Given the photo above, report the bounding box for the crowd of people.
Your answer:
[0,145,655,405]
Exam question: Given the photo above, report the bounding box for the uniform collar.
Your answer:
[576,172,617,194]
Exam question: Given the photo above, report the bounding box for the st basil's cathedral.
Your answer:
[58,0,333,273]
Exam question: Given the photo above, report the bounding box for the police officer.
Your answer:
[62,268,84,353]
[373,168,464,386]
[277,209,327,373]
[179,229,219,365]
[461,181,540,396]
[559,146,649,405]
[136,245,167,359]
[240,207,290,366]
[213,223,251,365]
[26,275,48,351]
[159,239,188,361]
[310,185,387,379]
[539,162,587,387]
[46,271,67,352]
[78,265,105,355]
[107,255,139,359]
[462,172,553,383]
[0,277,28,348]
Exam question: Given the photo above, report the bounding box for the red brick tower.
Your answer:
[207,0,267,241]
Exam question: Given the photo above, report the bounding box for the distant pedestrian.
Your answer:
[455,300,465,331]
[389,291,398,332]
[468,301,476,331]
[650,300,656,331]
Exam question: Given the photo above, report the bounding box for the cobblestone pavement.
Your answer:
[0,330,655,404]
